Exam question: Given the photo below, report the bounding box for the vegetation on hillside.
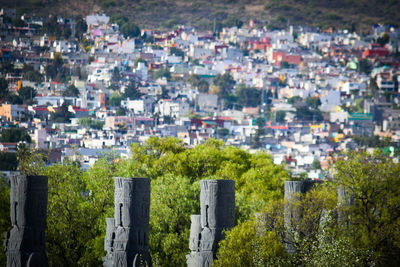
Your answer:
[3,0,400,32]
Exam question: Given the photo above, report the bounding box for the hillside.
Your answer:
[2,0,400,32]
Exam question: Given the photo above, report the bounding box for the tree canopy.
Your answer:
[216,150,400,266]
[123,81,142,100]
[0,137,288,266]
[1,139,399,266]
[211,73,235,99]
[18,86,37,104]
[0,77,8,101]
[62,85,80,97]
[234,84,261,107]
[0,128,31,143]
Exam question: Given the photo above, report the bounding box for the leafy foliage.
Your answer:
[334,151,400,265]
[212,73,235,99]
[153,66,171,80]
[50,102,73,123]
[45,53,68,82]
[214,219,286,267]
[4,140,399,266]
[123,81,142,100]
[217,151,400,266]
[0,152,18,171]
[43,159,115,266]
[109,91,123,106]
[0,175,10,266]
[78,117,104,129]
[120,23,141,38]
[275,110,286,123]
[18,86,37,104]
[149,174,200,266]
[23,70,43,83]
[0,128,32,143]
[0,77,8,101]
[235,84,261,107]
[62,85,80,97]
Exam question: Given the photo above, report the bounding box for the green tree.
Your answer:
[295,105,323,122]
[275,110,286,123]
[115,137,289,264]
[120,23,141,38]
[78,117,104,130]
[5,93,23,105]
[334,151,400,265]
[111,66,121,83]
[63,84,80,97]
[0,175,10,266]
[43,159,115,266]
[235,84,261,107]
[305,96,321,109]
[186,74,201,87]
[212,73,235,99]
[153,66,171,80]
[0,62,14,76]
[169,47,184,58]
[198,80,209,93]
[51,102,72,123]
[149,174,200,266]
[287,96,302,104]
[23,70,43,83]
[0,128,31,143]
[280,61,290,69]
[75,18,88,40]
[0,77,9,101]
[115,107,126,116]
[45,53,67,82]
[252,117,265,148]
[214,219,286,267]
[16,144,46,176]
[377,33,390,47]
[311,159,321,170]
[110,14,128,27]
[12,18,25,27]
[186,74,209,93]
[18,86,37,104]
[63,27,72,40]
[123,81,142,100]
[109,91,123,106]
[359,59,372,74]
[0,152,18,170]
[0,137,290,266]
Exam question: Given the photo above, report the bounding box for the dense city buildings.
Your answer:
[0,8,400,265]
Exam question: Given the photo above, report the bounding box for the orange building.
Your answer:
[0,104,26,121]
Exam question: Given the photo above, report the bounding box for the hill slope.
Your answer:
[2,0,400,32]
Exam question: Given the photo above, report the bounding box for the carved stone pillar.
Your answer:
[4,174,48,267]
[103,177,152,267]
[187,179,235,267]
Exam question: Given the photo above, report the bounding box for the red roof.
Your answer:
[218,117,233,120]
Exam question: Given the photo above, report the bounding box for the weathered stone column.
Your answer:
[103,177,152,267]
[4,174,48,267]
[187,179,235,267]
